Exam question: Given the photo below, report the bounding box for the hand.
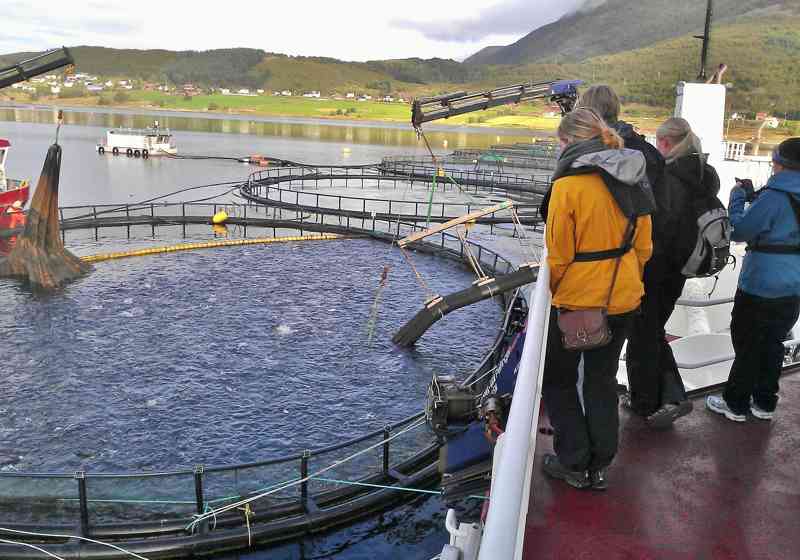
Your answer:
[734,178,756,202]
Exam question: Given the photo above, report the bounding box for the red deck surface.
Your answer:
[524,372,800,560]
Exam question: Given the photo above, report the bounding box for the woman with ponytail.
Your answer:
[541,108,654,490]
[624,118,720,428]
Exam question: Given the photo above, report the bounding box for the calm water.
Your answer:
[1,238,499,472]
[0,109,512,558]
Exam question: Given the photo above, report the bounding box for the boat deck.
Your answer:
[523,371,800,560]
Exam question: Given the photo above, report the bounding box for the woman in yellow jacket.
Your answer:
[541,109,654,490]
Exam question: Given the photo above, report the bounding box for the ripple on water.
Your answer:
[0,237,502,472]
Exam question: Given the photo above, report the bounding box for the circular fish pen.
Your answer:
[0,162,546,558]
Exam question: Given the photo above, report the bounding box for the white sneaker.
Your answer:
[706,395,746,422]
[750,399,775,421]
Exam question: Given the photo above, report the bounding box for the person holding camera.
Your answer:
[540,109,653,490]
[707,138,800,422]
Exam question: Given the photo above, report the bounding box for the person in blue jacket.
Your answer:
[707,138,800,422]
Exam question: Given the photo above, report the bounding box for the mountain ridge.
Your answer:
[464,0,800,65]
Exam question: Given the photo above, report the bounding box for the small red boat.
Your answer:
[0,139,29,254]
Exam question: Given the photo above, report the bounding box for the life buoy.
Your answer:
[98,146,105,155]
[133,150,141,158]
[142,149,149,159]
[112,147,120,155]
[126,148,133,157]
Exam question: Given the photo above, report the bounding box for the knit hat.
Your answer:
[773,138,800,170]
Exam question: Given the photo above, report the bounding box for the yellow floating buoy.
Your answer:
[212,210,228,224]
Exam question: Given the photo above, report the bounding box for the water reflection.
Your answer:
[0,106,550,149]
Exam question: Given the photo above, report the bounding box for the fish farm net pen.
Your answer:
[187,417,428,532]
[0,528,151,560]
[62,181,242,221]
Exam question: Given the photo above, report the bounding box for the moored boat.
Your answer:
[0,139,29,246]
[96,120,177,157]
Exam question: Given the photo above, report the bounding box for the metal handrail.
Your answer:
[478,248,551,560]
[676,296,734,307]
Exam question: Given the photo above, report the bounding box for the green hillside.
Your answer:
[519,15,800,114]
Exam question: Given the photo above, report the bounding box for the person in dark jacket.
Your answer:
[576,85,664,189]
[623,118,720,427]
[706,138,800,422]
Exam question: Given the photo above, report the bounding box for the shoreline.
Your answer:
[0,97,787,147]
[0,96,561,135]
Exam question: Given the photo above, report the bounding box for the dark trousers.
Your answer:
[625,261,687,416]
[723,289,800,414]
[542,309,630,471]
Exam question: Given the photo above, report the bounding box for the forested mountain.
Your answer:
[465,0,800,65]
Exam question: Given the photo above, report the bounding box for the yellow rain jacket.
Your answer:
[546,172,652,315]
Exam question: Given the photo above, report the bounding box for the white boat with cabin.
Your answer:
[96,120,177,158]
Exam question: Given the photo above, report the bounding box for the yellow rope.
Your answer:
[398,245,435,300]
[455,227,486,279]
[80,234,347,263]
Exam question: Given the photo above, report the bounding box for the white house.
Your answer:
[220,88,231,95]
[63,82,74,88]
[303,91,321,98]
[105,80,114,87]
[346,92,355,99]
[281,90,293,96]
[50,86,61,94]
[256,89,265,94]
[87,84,104,92]
[237,88,250,95]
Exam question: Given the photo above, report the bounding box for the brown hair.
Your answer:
[656,117,703,163]
[577,85,621,124]
[558,108,624,150]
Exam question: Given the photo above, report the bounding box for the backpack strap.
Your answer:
[553,217,637,298]
[748,191,800,254]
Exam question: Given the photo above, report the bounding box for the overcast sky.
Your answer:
[2,0,594,61]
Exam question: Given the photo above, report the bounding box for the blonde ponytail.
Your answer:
[657,117,703,163]
[559,108,624,150]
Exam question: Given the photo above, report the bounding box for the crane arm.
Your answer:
[411,79,582,128]
[0,47,75,90]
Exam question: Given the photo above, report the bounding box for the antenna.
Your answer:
[694,0,714,81]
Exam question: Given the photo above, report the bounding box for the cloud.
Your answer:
[392,0,601,42]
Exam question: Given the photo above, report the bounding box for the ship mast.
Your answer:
[695,0,714,81]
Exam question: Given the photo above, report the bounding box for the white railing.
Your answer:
[477,249,551,560]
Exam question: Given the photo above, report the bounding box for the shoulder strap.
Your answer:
[604,218,637,309]
[786,191,800,229]
[552,216,637,303]
[748,191,800,254]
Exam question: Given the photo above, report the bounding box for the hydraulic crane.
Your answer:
[411,79,582,129]
[0,47,75,90]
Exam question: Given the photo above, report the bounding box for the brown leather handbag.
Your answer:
[555,218,635,352]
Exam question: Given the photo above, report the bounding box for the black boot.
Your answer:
[543,453,590,489]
